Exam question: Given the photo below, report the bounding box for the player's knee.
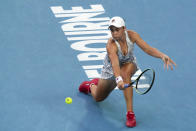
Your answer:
[94,96,106,102]
[122,74,130,82]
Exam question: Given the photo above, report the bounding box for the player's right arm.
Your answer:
[106,38,124,90]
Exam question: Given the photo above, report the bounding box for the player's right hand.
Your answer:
[117,81,125,90]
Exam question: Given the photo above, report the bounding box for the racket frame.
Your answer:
[135,68,155,95]
[124,68,155,95]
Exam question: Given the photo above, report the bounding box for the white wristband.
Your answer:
[115,76,123,84]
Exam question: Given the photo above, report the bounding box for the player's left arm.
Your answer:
[128,30,176,70]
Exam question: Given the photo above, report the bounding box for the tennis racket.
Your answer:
[124,68,155,95]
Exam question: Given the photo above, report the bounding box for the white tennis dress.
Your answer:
[101,30,138,79]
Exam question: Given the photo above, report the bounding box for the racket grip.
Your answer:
[124,84,129,88]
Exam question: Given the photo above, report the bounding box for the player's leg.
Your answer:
[120,62,137,127]
[79,77,116,102]
[121,62,137,111]
[90,78,116,102]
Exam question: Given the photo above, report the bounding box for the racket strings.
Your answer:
[136,70,154,94]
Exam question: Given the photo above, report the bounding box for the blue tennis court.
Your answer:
[1,0,196,131]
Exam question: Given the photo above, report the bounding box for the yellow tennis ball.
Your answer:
[65,97,72,104]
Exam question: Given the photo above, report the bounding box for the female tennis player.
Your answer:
[78,16,176,127]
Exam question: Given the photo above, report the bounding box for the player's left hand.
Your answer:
[161,54,176,70]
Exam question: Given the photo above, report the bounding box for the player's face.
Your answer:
[109,26,125,40]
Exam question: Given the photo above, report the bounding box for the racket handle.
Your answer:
[124,84,130,88]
